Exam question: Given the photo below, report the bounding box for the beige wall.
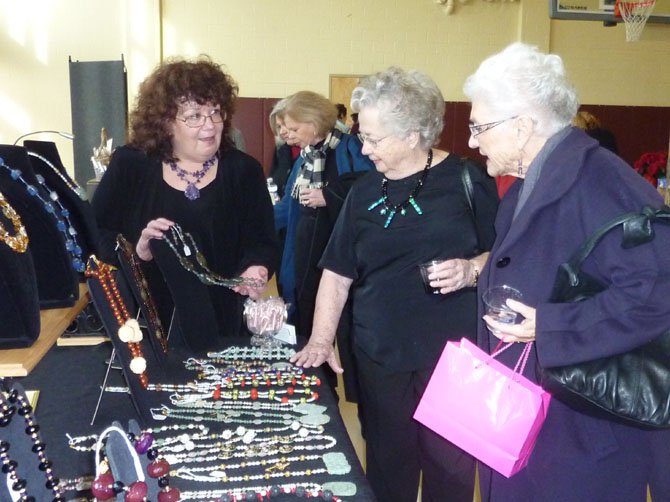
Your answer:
[2,0,669,171]
[0,0,161,170]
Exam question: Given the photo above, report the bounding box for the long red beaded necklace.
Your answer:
[85,256,149,389]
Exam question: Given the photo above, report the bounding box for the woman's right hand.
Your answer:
[290,339,343,374]
[135,217,175,261]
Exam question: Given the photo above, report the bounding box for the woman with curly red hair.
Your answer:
[93,55,278,347]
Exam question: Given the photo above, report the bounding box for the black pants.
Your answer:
[355,348,476,502]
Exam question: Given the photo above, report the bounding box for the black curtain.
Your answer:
[69,57,128,186]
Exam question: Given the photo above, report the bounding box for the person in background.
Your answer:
[229,126,247,152]
[93,55,278,341]
[572,109,619,154]
[335,103,350,133]
[291,67,499,502]
[274,90,373,391]
[349,112,360,136]
[268,98,300,198]
[465,42,670,501]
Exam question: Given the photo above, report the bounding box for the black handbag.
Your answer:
[539,205,670,429]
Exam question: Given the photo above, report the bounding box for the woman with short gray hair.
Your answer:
[291,66,499,502]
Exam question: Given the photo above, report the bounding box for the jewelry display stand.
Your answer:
[0,202,40,348]
[86,267,159,424]
[150,237,222,353]
[0,145,79,309]
[115,234,171,364]
[24,139,100,260]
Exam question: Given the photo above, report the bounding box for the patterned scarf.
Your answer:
[291,128,342,199]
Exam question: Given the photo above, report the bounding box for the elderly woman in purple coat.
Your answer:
[465,42,670,501]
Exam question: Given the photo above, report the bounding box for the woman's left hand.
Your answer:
[299,188,326,208]
[483,299,537,343]
[429,258,477,294]
[233,265,269,299]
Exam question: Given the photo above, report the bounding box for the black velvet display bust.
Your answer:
[0,145,79,309]
[150,237,223,354]
[0,205,40,348]
[24,139,100,260]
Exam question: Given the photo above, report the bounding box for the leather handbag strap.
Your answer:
[563,205,670,287]
[460,159,481,248]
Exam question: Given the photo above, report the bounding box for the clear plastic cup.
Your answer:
[482,285,523,332]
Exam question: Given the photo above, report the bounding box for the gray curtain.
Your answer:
[69,58,127,185]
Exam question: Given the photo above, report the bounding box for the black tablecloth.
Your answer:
[19,342,375,501]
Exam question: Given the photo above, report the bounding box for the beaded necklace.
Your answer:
[90,425,179,502]
[26,150,88,201]
[179,481,348,502]
[367,149,433,228]
[0,381,65,501]
[0,191,29,253]
[116,234,169,353]
[66,423,210,453]
[162,433,337,465]
[85,257,149,388]
[0,159,85,271]
[164,224,265,289]
[167,153,217,200]
[172,450,350,483]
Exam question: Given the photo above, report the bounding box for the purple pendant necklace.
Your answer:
[168,154,217,200]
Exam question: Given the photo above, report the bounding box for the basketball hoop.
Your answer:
[615,0,657,42]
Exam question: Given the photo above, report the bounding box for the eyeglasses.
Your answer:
[176,109,224,128]
[468,116,518,138]
[357,133,391,149]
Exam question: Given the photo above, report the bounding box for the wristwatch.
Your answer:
[471,262,480,287]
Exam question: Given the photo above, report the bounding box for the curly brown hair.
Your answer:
[129,55,239,161]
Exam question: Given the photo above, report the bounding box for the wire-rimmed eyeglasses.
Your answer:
[176,109,224,128]
[357,133,391,149]
[468,116,518,138]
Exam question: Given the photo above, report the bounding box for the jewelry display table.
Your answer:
[0,282,88,376]
[18,340,376,501]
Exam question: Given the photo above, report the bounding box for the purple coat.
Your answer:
[477,128,670,501]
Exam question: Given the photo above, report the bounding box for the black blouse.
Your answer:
[92,145,279,338]
[320,153,498,371]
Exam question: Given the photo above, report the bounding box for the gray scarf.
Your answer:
[291,129,342,199]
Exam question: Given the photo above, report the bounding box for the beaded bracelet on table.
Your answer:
[26,150,87,201]
[116,234,169,353]
[85,256,149,388]
[0,380,65,501]
[0,158,84,271]
[164,224,265,290]
[0,190,29,253]
[206,346,297,361]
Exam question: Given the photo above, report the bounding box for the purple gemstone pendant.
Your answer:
[184,183,200,200]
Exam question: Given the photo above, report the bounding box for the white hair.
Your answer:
[463,42,579,136]
[351,67,445,149]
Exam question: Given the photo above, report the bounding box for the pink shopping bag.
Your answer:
[414,338,551,478]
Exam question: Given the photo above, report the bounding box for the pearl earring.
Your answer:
[517,158,523,177]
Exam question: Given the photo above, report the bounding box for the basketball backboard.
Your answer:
[549,0,670,23]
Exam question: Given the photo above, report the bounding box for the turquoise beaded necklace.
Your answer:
[367,149,432,228]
